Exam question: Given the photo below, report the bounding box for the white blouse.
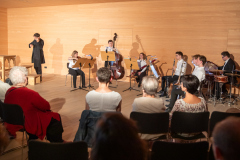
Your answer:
[68,59,79,70]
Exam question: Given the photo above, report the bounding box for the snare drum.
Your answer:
[214,75,228,83]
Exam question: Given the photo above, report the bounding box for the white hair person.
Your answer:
[9,66,28,86]
[142,76,159,97]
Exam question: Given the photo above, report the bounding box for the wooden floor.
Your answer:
[1,74,239,160]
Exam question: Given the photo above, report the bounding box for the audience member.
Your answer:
[132,76,165,113]
[212,117,240,160]
[0,80,11,102]
[91,113,147,160]
[85,67,122,112]
[0,124,9,155]
[4,66,65,142]
[170,75,208,116]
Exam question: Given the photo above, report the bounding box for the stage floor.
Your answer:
[1,74,239,160]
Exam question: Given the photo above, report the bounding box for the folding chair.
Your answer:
[28,141,88,160]
[170,111,209,141]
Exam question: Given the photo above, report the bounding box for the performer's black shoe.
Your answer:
[165,104,170,108]
[82,86,87,88]
[138,84,141,88]
[159,92,167,97]
[165,107,172,113]
[158,90,164,94]
[165,99,170,102]
[78,86,82,89]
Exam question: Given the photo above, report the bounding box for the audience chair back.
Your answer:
[151,141,209,160]
[28,141,88,160]
[209,111,240,137]
[130,112,169,138]
[171,111,209,140]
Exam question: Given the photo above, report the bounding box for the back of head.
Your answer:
[0,124,9,155]
[180,74,199,94]
[9,66,28,85]
[96,67,111,84]
[213,117,240,160]
[142,76,159,96]
[91,113,147,160]
[221,51,230,58]
[176,51,183,58]
[199,55,207,65]
[33,33,40,37]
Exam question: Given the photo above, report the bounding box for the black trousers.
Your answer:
[135,71,147,86]
[69,68,85,88]
[168,85,185,109]
[161,75,179,91]
[27,117,64,143]
[34,66,42,74]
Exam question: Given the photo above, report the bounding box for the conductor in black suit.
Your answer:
[29,33,45,75]
[215,51,236,98]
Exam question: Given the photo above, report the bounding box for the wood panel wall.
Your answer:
[7,0,240,79]
[0,8,7,55]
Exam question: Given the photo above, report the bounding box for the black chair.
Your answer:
[209,111,240,137]
[65,63,82,88]
[170,111,209,140]
[151,141,209,160]
[130,112,169,140]
[28,141,88,160]
[1,103,27,155]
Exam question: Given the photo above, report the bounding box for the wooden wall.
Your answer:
[7,0,240,79]
[0,8,7,55]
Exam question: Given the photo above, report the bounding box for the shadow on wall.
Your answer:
[129,42,140,60]
[49,38,63,75]
[49,98,66,113]
[230,54,240,70]
[183,55,193,75]
[82,39,102,81]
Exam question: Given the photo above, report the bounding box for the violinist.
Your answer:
[68,50,87,89]
[135,53,147,87]
[104,40,119,68]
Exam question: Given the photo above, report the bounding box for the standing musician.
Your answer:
[104,40,119,68]
[135,53,147,87]
[165,55,206,112]
[215,51,236,99]
[159,51,187,97]
[29,33,45,80]
[68,50,87,89]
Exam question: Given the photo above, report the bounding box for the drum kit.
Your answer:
[204,61,240,106]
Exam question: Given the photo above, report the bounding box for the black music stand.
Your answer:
[83,58,96,90]
[123,59,140,92]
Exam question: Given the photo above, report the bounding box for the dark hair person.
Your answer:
[170,74,208,116]
[0,124,9,155]
[91,113,147,160]
[85,67,122,112]
[212,117,240,160]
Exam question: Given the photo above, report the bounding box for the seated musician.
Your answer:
[104,40,119,68]
[215,51,236,99]
[68,50,87,89]
[135,53,147,87]
[159,51,187,97]
[165,55,206,112]
[85,67,122,112]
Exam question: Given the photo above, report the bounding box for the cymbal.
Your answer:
[209,70,225,73]
[225,73,239,76]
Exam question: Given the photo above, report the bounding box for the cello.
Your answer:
[111,33,125,79]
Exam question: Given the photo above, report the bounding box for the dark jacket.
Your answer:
[73,110,105,147]
[29,39,45,67]
[218,58,237,83]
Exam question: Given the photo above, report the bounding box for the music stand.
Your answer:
[83,58,96,90]
[71,58,89,92]
[101,51,115,68]
[122,59,140,92]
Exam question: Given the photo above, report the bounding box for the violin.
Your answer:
[111,33,125,79]
[131,58,157,77]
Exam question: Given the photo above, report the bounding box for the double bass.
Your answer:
[111,33,125,79]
